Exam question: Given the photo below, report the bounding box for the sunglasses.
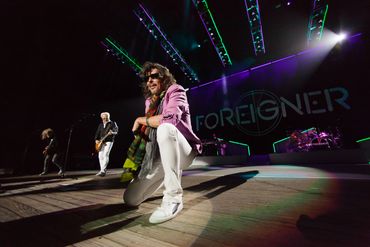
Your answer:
[143,73,161,82]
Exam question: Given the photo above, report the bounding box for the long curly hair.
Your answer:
[41,128,54,140]
[139,62,177,98]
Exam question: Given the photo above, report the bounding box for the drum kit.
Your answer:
[287,127,342,152]
[201,138,227,156]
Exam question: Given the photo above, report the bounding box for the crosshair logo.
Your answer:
[233,90,282,136]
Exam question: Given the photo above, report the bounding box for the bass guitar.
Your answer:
[95,131,112,152]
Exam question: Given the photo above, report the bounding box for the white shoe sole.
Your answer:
[149,203,183,224]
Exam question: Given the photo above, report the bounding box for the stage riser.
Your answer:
[358,141,370,162]
[269,149,368,164]
[190,148,369,168]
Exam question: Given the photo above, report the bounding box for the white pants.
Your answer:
[98,141,113,173]
[124,123,196,206]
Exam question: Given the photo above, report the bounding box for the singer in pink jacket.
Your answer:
[123,62,202,224]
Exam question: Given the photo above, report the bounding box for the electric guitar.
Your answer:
[95,130,113,152]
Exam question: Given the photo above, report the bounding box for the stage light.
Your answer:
[336,33,347,42]
[319,30,349,46]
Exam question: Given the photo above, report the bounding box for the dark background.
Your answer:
[1,0,369,174]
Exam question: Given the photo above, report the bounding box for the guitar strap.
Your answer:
[102,121,117,141]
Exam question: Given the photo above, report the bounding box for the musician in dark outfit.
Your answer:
[40,128,64,176]
[94,112,118,176]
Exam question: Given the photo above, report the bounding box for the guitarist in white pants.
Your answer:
[94,112,118,176]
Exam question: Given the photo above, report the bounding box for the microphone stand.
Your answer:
[20,129,41,175]
[63,124,74,175]
[63,113,95,174]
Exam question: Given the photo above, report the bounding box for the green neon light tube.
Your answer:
[218,138,251,156]
[202,0,232,65]
[105,38,142,71]
[319,5,329,40]
[356,137,370,143]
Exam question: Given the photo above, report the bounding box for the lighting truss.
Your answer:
[134,4,199,83]
[101,37,142,74]
[192,0,232,67]
[189,33,361,90]
[307,0,328,46]
[244,0,266,55]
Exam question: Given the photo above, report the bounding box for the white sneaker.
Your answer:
[95,172,106,177]
[149,200,183,224]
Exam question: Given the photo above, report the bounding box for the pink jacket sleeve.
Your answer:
[160,85,187,127]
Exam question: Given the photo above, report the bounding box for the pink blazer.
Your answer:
[145,84,202,154]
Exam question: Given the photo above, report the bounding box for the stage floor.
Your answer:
[1,163,370,247]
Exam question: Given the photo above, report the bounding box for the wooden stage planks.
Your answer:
[1,164,370,247]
